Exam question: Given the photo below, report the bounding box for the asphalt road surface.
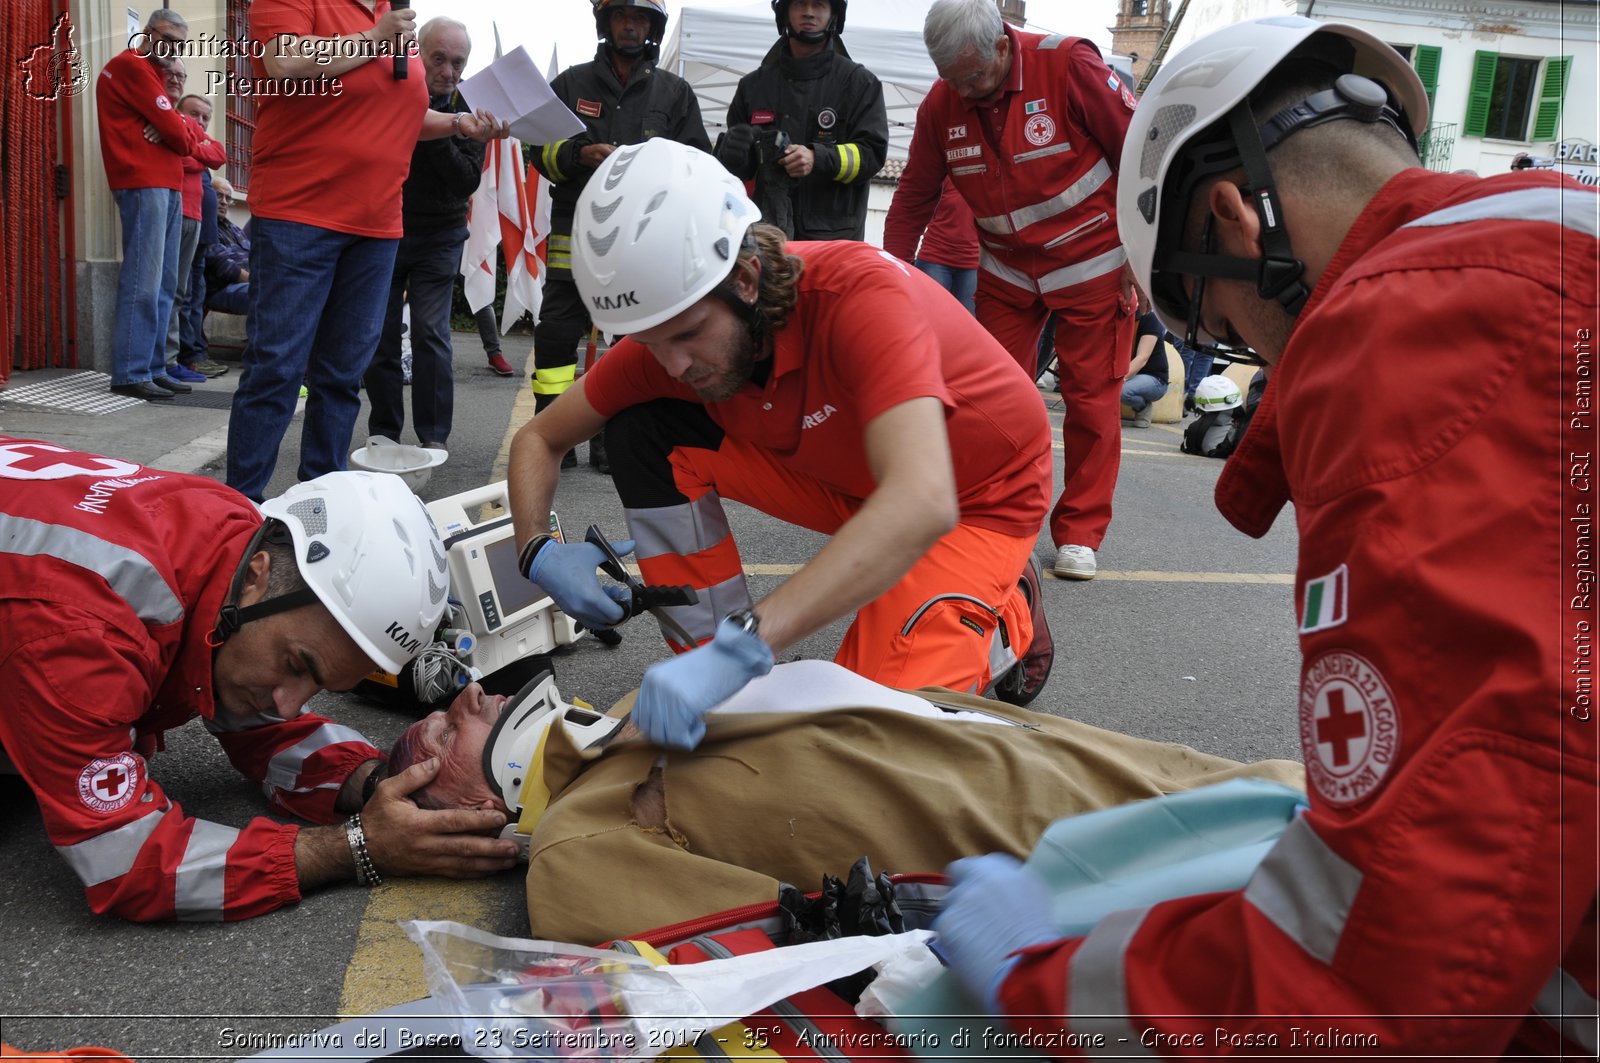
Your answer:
[1,332,1302,1060]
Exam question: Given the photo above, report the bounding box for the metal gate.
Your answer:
[3,0,77,386]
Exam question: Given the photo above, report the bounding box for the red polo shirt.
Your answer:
[246,0,428,237]
[583,240,1052,537]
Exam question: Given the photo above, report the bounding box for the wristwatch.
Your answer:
[724,608,760,637]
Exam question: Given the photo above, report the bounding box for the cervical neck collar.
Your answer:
[482,670,622,855]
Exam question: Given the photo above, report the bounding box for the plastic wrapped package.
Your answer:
[403,920,941,1061]
[404,921,706,1059]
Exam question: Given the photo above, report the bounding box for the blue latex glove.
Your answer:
[934,854,1061,1013]
[634,616,774,749]
[526,538,635,630]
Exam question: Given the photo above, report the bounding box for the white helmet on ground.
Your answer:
[1118,17,1428,343]
[259,471,449,674]
[571,138,763,335]
[1193,374,1244,413]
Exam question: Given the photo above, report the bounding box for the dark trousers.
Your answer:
[365,225,468,446]
[531,275,590,398]
[474,302,501,356]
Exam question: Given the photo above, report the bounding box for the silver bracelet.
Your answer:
[344,813,383,887]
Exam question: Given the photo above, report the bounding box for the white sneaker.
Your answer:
[1053,544,1097,580]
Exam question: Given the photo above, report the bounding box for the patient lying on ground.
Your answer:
[388,662,1304,945]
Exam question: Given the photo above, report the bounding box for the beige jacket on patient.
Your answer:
[525,685,1303,945]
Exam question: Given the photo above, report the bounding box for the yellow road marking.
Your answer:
[340,879,502,1017]
[492,377,540,484]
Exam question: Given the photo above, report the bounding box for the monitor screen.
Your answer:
[484,529,549,625]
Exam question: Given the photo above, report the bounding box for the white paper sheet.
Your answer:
[458,46,584,144]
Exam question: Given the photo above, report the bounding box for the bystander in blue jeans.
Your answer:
[914,259,977,315]
[1122,373,1168,420]
[180,241,209,364]
[226,217,398,501]
[1176,339,1213,402]
[110,187,182,386]
[206,280,250,315]
[163,215,200,370]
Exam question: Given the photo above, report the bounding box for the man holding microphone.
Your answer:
[225,2,508,502]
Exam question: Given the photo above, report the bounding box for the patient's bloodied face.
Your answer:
[390,684,508,813]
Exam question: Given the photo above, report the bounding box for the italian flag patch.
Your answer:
[1300,564,1349,634]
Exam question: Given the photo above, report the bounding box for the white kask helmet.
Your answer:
[1193,374,1244,413]
[1118,17,1428,341]
[258,471,449,674]
[571,138,763,335]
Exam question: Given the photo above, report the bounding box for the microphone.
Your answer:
[394,29,408,81]
[375,0,407,80]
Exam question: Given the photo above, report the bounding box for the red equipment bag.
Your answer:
[607,876,948,1061]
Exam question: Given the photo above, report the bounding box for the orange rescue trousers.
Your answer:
[608,401,1037,696]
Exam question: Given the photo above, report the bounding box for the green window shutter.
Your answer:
[1463,50,1497,137]
[1531,55,1571,141]
[1413,44,1441,110]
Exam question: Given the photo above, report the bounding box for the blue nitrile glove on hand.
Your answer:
[934,854,1061,1013]
[525,538,636,630]
[634,615,774,750]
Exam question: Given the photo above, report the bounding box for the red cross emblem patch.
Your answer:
[1299,651,1400,807]
[1023,112,1056,147]
[78,753,141,813]
[0,442,140,481]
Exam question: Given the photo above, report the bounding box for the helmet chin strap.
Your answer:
[1161,73,1415,327]
[207,521,322,647]
[708,239,767,346]
[1168,102,1311,318]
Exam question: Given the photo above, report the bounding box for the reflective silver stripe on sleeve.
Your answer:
[1242,815,1361,965]
[657,571,751,647]
[625,494,734,561]
[0,513,183,626]
[56,807,168,887]
[263,723,371,793]
[174,819,239,921]
[1402,187,1599,238]
[1066,905,1158,1056]
[1038,34,1067,49]
[202,709,283,736]
[1534,966,1599,1054]
[976,158,1112,235]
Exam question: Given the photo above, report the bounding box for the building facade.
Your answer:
[1156,0,1597,176]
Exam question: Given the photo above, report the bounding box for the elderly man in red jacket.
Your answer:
[96,8,203,400]
[884,0,1138,582]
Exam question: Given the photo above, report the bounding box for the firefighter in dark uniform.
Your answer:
[713,0,887,241]
[528,0,711,471]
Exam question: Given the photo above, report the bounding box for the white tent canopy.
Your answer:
[661,1,940,161]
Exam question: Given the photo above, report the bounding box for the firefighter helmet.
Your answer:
[772,0,845,41]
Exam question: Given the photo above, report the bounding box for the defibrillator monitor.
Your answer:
[446,518,551,633]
